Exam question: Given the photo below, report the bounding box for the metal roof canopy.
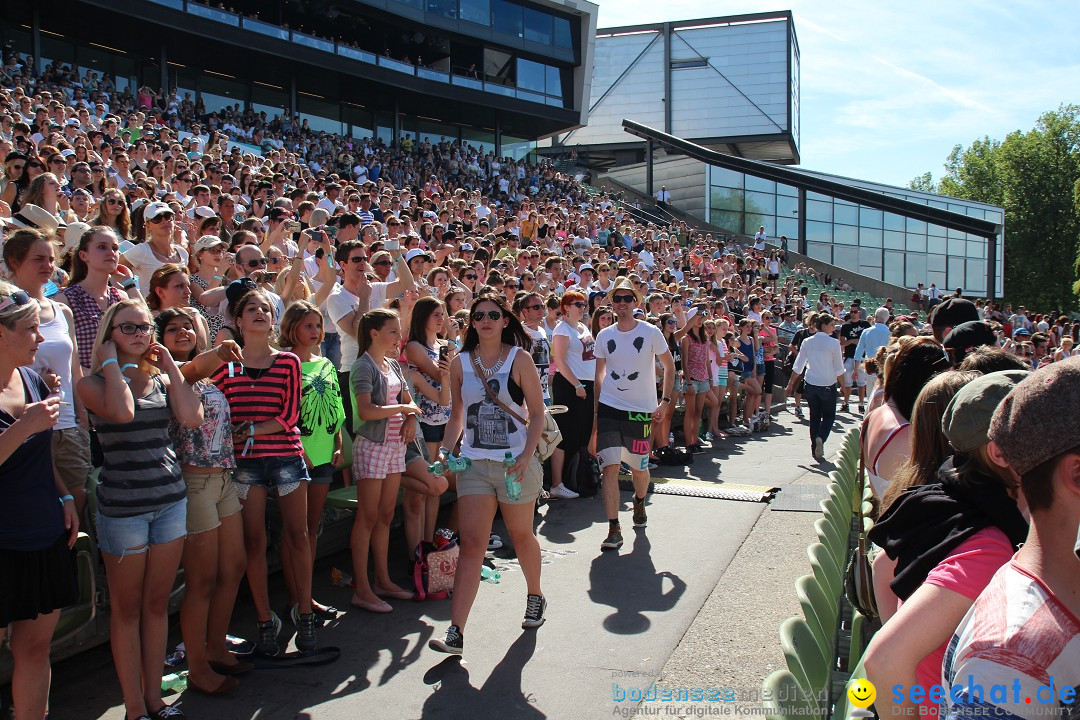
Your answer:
[622,119,1002,239]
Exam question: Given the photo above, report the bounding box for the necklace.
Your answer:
[473,348,506,378]
[245,355,274,388]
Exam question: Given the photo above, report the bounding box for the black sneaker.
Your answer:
[288,604,328,628]
[858,404,866,414]
[429,625,464,654]
[601,526,623,550]
[840,403,850,413]
[295,612,317,653]
[632,496,648,528]
[522,594,547,629]
[254,612,281,657]
[151,703,186,719]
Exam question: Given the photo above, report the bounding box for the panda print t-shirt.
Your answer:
[594,320,670,413]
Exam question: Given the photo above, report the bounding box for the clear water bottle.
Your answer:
[481,565,501,584]
[428,457,447,475]
[503,451,521,501]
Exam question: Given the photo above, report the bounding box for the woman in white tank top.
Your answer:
[429,294,548,655]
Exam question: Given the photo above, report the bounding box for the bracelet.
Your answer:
[121,277,138,290]
[101,357,118,368]
[59,494,74,506]
[248,422,255,438]
[574,383,584,390]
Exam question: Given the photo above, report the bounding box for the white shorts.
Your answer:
[843,358,866,388]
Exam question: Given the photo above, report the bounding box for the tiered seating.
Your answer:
[763,428,876,720]
[781,268,917,318]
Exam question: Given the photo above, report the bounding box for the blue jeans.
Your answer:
[322,332,341,368]
[804,383,837,447]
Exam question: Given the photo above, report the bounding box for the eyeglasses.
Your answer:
[106,197,123,205]
[348,256,367,264]
[269,256,285,264]
[246,258,269,268]
[471,310,503,322]
[27,161,43,169]
[505,283,518,289]
[464,274,477,280]
[373,259,392,267]
[611,294,636,304]
[522,303,544,312]
[0,289,32,313]
[111,322,152,336]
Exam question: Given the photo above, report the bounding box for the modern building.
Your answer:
[542,12,799,168]
[2,0,598,158]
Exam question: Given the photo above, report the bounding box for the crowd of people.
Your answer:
[0,50,1077,720]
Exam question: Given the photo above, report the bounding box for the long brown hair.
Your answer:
[882,370,980,511]
[460,292,531,353]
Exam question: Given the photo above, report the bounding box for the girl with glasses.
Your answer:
[78,299,202,720]
[550,290,595,499]
[430,294,547,654]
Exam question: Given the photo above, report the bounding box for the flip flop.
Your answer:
[209,659,255,676]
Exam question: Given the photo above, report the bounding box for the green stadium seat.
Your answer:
[325,485,358,510]
[763,668,822,720]
[847,611,867,673]
[53,532,95,643]
[795,573,838,656]
[831,656,868,720]
[780,616,832,695]
[814,517,847,570]
[807,542,843,600]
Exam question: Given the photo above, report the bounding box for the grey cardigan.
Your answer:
[350,352,409,442]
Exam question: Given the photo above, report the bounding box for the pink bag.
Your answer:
[412,530,459,601]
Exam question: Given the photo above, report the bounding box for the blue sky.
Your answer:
[597,0,1079,188]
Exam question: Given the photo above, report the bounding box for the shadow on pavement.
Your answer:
[587,529,686,635]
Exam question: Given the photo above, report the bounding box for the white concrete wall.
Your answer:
[604,155,708,218]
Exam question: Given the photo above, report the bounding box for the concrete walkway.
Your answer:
[44,409,860,720]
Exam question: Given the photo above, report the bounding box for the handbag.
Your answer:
[844,417,880,621]
[468,355,562,462]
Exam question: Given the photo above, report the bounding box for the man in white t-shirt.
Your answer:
[316,183,342,215]
[592,278,675,552]
[753,226,767,252]
[942,359,1080,720]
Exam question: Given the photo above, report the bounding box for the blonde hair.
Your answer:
[0,279,38,330]
[90,299,155,375]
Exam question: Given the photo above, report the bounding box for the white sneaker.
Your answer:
[549,484,580,499]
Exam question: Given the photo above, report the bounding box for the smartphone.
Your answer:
[439,344,450,363]
[284,220,301,234]
[386,239,400,251]
[264,272,278,283]
[315,247,325,260]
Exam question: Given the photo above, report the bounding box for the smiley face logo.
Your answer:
[847,679,876,709]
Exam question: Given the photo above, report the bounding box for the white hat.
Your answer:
[11,204,64,232]
[686,307,700,321]
[60,148,76,158]
[578,263,594,272]
[193,206,217,219]
[460,242,474,251]
[194,235,228,253]
[144,201,173,220]
[405,248,432,263]
[60,221,92,257]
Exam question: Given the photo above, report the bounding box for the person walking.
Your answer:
[785,313,846,462]
[591,278,675,551]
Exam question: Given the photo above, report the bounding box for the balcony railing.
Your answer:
[161,0,567,108]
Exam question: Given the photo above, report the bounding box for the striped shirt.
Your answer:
[64,283,125,369]
[211,352,303,458]
[91,374,186,518]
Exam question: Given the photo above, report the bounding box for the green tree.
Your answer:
[923,105,1080,310]
[908,171,935,192]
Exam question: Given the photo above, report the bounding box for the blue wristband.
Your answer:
[101,357,118,368]
[59,494,74,506]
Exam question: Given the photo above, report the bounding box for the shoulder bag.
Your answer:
[467,352,562,461]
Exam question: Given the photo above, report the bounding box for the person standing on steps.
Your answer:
[591,278,675,551]
[785,313,846,462]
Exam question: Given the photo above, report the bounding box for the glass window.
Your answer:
[927,271,947,290]
[859,207,883,229]
[710,166,744,189]
[928,222,946,237]
[807,191,831,202]
[545,65,562,96]
[493,0,523,37]
[906,217,927,234]
[833,203,858,226]
[948,238,966,257]
[744,191,775,217]
[966,260,986,293]
[744,214,773,237]
[776,194,798,220]
[553,16,573,48]
[859,227,882,248]
[807,242,831,264]
[711,210,741,232]
[711,188,743,212]
[905,233,926,253]
[524,7,553,44]
[834,224,857,245]
[777,183,798,197]
[906,253,927,289]
[884,251,905,286]
[927,254,946,272]
[776,217,798,241]
[428,0,457,17]
[460,0,490,24]
[833,245,858,270]
[967,240,984,258]
[805,221,832,243]
[516,58,546,92]
[745,176,776,193]
[806,200,831,222]
[859,247,882,268]
[884,230,905,250]
[948,256,965,290]
[928,236,947,255]
[883,212,905,231]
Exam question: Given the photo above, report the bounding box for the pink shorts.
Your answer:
[353,435,406,479]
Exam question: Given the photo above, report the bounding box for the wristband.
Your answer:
[248,422,255,438]
[121,277,138,291]
[101,357,118,368]
[59,494,74,506]
[574,383,584,390]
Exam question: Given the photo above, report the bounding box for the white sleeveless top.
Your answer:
[460,347,528,461]
[30,300,77,429]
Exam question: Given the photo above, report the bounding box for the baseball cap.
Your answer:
[193,206,217,219]
[405,249,432,263]
[460,242,474,252]
[60,148,76,158]
[144,201,173,220]
[944,321,998,358]
[941,370,1029,453]
[929,297,979,329]
[194,235,228,253]
[1012,328,1032,338]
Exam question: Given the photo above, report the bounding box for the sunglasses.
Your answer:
[348,256,367,264]
[11,163,25,171]
[387,221,401,226]
[611,294,636,304]
[246,258,269,268]
[666,319,678,326]
[373,259,392,266]
[149,214,174,223]
[50,158,65,165]
[269,256,285,264]
[464,274,477,280]
[27,161,43,169]
[571,301,587,309]
[0,289,32,313]
[111,322,152,336]
[471,310,504,322]
[522,303,544,311]
[106,197,123,205]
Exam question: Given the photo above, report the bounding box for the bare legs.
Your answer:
[6,611,60,720]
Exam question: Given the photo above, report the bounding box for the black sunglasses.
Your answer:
[0,289,32,312]
[246,258,269,268]
[348,256,367,264]
[571,301,587,309]
[464,274,477,280]
[373,259,392,266]
[471,310,503,322]
[522,303,544,311]
[611,294,636,304]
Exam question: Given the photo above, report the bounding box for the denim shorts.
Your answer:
[233,455,310,489]
[308,462,335,485]
[420,421,446,444]
[687,378,711,393]
[96,498,188,556]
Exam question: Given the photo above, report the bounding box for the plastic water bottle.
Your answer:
[161,671,188,693]
[428,457,447,475]
[481,565,501,584]
[503,451,521,501]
